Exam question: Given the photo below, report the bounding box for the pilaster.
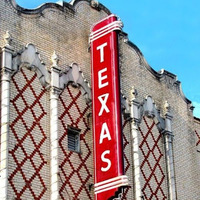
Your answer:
[129,87,142,200]
[50,52,62,200]
[0,31,14,200]
[163,101,177,200]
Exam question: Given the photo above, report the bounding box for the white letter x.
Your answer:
[98,93,110,116]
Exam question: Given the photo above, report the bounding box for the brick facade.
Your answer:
[0,0,200,199]
[8,68,50,200]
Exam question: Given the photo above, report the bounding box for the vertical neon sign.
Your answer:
[90,15,128,200]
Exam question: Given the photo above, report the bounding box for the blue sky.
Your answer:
[16,0,200,118]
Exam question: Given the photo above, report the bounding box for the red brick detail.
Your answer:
[139,117,167,200]
[58,85,92,200]
[9,69,47,199]
[121,119,131,200]
[195,130,200,147]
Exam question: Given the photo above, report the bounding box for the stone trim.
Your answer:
[129,87,141,200]
[130,94,165,130]
[162,102,177,200]
[0,33,14,200]
[49,53,62,200]
[121,92,130,119]
[60,63,91,104]
[12,43,50,88]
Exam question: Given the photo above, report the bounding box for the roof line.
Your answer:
[8,0,111,16]
[120,31,192,105]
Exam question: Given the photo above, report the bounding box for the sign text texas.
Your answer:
[90,15,128,200]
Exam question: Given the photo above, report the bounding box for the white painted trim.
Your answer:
[90,20,122,37]
[90,21,123,42]
[95,175,128,187]
[50,66,61,200]
[0,46,13,200]
[129,94,142,200]
[130,121,142,200]
[94,175,128,194]
[90,14,116,30]
[164,131,177,200]
[95,182,128,194]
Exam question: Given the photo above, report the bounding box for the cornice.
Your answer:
[121,31,192,106]
[70,0,111,14]
[7,0,111,16]
[194,116,200,123]
[8,0,74,16]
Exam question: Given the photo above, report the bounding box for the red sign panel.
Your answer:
[90,15,128,200]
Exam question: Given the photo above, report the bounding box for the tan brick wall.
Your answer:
[0,0,200,199]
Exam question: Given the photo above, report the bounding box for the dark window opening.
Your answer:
[67,126,81,153]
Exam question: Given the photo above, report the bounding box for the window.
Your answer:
[67,126,81,153]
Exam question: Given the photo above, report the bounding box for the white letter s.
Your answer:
[101,150,111,172]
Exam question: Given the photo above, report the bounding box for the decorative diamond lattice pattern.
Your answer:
[139,116,167,200]
[195,130,200,147]
[58,85,92,200]
[9,68,48,199]
[121,119,131,200]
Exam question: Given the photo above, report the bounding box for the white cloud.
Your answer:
[193,102,200,118]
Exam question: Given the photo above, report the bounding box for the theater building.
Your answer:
[0,0,200,199]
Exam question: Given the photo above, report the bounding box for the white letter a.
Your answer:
[99,122,111,144]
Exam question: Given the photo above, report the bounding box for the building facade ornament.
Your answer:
[121,92,130,119]
[91,0,99,9]
[49,51,61,200]
[12,43,51,88]
[51,51,59,66]
[3,31,12,47]
[129,89,176,200]
[130,94,165,130]
[60,63,92,104]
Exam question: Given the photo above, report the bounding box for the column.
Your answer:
[129,87,142,200]
[163,101,177,200]
[50,52,61,200]
[0,31,14,200]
